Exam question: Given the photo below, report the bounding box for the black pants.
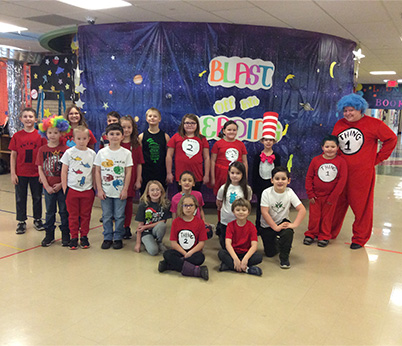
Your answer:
[260,220,294,262]
[15,176,42,222]
[217,222,227,249]
[163,249,205,272]
[218,249,263,270]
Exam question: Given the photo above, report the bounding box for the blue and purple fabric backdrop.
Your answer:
[78,22,355,199]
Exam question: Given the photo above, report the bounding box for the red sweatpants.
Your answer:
[305,196,337,241]
[331,169,375,246]
[65,188,95,238]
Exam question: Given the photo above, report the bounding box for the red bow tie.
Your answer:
[260,152,275,164]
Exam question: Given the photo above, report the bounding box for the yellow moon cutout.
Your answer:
[329,62,337,79]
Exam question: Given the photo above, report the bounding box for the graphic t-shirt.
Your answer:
[9,129,47,177]
[170,216,207,251]
[94,146,133,198]
[141,129,167,183]
[60,146,96,191]
[135,201,171,228]
[211,139,247,167]
[36,143,69,186]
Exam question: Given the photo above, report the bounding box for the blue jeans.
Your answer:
[101,197,126,241]
[44,188,69,234]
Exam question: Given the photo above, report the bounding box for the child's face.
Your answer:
[271,172,290,193]
[121,120,133,138]
[148,183,162,202]
[68,108,81,125]
[20,111,36,129]
[261,138,275,150]
[179,173,195,192]
[73,130,90,149]
[107,116,119,125]
[233,205,250,222]
[107,130,123,144]
[182,197,196,217]
[223,124,238,141]
[322,140,338,159]
[146,111,161,126]
[46,128,61,144]
[183,117,197,135]
[229,166,243,185]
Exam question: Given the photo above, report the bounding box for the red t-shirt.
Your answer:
[62,128,97,148]
[35,143,69,186]
[121,142,145,196]
[9,129,47,177]
[170,216,207,251]
[211,139,247,168]
[167,133,209,182]
[226,219,258,254]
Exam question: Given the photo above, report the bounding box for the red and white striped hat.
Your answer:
[262,112,279,140]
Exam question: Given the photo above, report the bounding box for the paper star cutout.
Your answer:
[65,84,70,90]
[34,73,38,79]
[102,102,109,110]
[75,98,85,108]
[64,57,68,63]
[45,59,50,65]
[43,75,48,83]
[111,55,115,60]
[48,70,52,76]
[75,84,86,93]
[44,108,52,118]
[58,79,63,85]
[51,86,55,91]
[74,68,83,76]
[38,85,43,90]
[67,72,71,78]
[353,48,365,61]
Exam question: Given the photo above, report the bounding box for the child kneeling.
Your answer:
[218,198,263,276]
[158,195,209,280]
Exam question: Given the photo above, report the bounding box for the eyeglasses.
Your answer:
[183,204,195,208]
[183,122,197,126]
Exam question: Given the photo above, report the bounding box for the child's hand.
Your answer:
[134,181,141,190]
[309,198,316,204]
[120,189,128,200]
[203,175,209,185]
[233,258,242,272]
[240,259,248,272]
[134,243,141,253]
[210,178,215,187]
[53,183,62,193]
[11,173,18,185]
[166,173,174,184]
[45,185,54,194]
[97,190,106,200]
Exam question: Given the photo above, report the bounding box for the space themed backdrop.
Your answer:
[78,22,355,198]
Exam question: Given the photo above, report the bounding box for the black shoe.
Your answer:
[303,236,314,245]
[69,238,79,250]
[123,227,132,239]
[247,266,263,276]
[280,260,291,269]
[350,243,363,249]
[219,262,230,272]
[80,236,90,249]
[200,266,209,281]
[101,240,113,249]
[318,240,329,247]
[41,235,55,247]
[16,221,26,234]
[61,232,70,247]
[158,260,168,273]
[99,217,103,223]
[33,219,45,231]
[113,240,123,249]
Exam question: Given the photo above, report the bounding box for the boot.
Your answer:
[181,261,209,280]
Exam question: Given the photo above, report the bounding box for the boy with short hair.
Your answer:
[95,123,133,250]
[61,126,96,249]
[37,115,70,246]
[303,135,347,247]
[9,107,47,234]
[218,198,263,276]
[99,111,121,149]
[138,107,170,194]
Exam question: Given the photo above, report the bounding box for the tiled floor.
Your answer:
[1,141,402,345]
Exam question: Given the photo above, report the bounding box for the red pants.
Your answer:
[331,169,375,246]
[65,188,95,238]
[213,164,228,195]
[305,196,337,241]
[124,197,133,228]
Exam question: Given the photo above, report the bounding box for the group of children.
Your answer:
[9,105,348,281]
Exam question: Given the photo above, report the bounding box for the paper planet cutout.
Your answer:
[109,90,113,95]
[133,75,143,85]
[31,89,38,100]
[165,93,172,99]
[134,116,139,122]
[356,83,363,91]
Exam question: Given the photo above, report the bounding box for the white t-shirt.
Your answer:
[94,146,133,198]
[60,146,96,191]
[217,184,252,225]
[260,186,301,227]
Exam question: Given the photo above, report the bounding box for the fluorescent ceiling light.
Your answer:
[58,0,131,10]
[370,71,396,75]
[0,22,27,33]
[0,45,24,50]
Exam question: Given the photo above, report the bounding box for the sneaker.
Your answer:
[350,243,363,250]
[69,238,79,250]
[158,242,168,253]
[41,235,55,247]
[99,217,103,223]
[158,260,168,273]
[61,232,70,247]
[101,240,113,249]
[200,266,209,281]
[206,224,214,239]
[219,262,230,272]
[303,236,314,245]
[16,221,26,234]
[318,240,329,247]
[80,236,90,249]
[247,266,263,276]
[33,219,45,231]
[280,260,291,269]
[113,240,123,249]
[123,227,132,239]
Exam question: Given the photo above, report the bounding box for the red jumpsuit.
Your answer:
[305,154,347,240]
[331,116,397,246]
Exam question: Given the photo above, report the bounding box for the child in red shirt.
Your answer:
[9,107,47,234]
[99,111,120,149]
[63,106,97,149]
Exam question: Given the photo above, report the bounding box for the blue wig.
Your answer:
[337,93,368,114]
